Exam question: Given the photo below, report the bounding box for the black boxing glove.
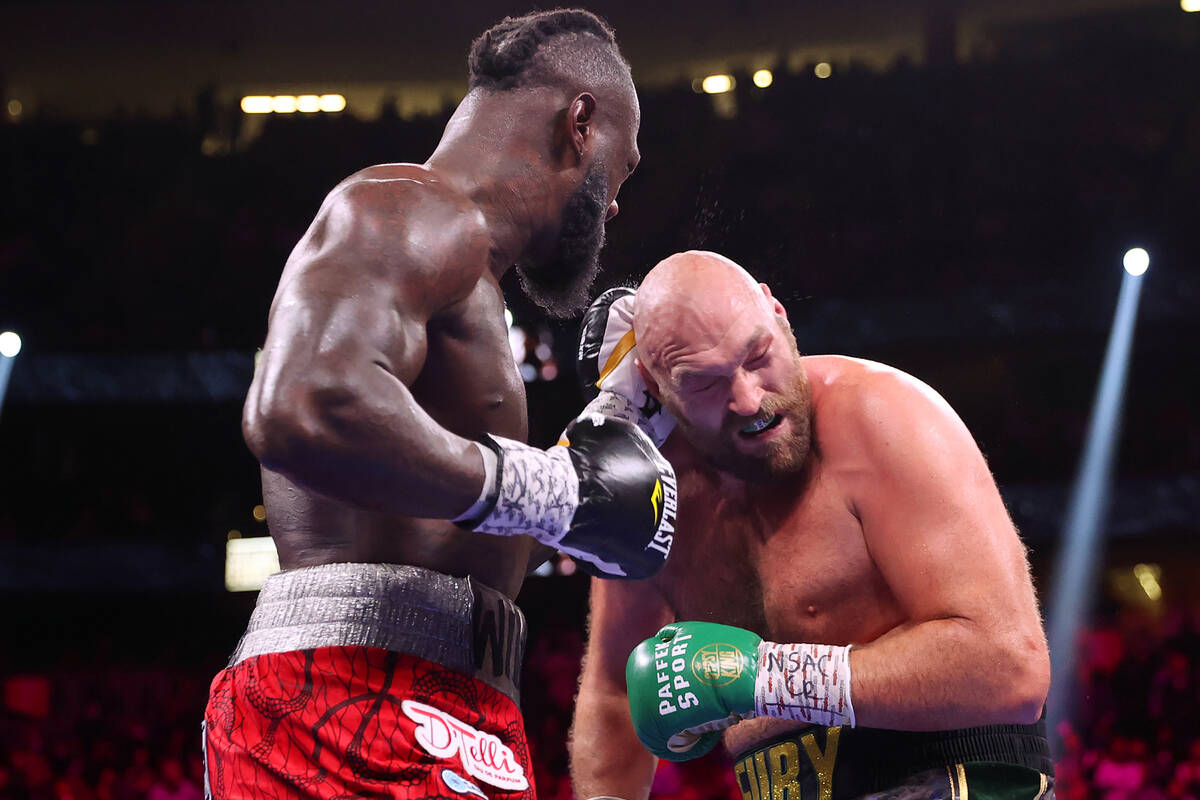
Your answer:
[574,287,676,448]
[457,414,676,579]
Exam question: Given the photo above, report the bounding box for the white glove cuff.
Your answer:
[469,436,579,544]
[452,441,499,523]
[754,641,856,728]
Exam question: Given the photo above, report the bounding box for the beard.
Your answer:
[515,165,609,319]
[670,323,813,484]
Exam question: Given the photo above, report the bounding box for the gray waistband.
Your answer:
[230,562,527,703]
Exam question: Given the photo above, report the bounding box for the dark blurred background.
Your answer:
[1,1,1199,798]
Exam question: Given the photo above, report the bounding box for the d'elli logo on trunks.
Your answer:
[692,643,744,687]
[401,700,529,791]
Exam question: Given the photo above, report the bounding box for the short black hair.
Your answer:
[468,8,630,92]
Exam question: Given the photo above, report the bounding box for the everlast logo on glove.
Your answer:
[646,471,676,559]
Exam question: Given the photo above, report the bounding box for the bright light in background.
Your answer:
[252,504,267,522]
[1133,563,1163,601]
[815,62,833,79]
[241,96,273,114]
[1123,247,1149,276]
[0,332,21,358]
[0,331,19,421]
[752,69,773,88]
[1182,0,1200,12]
[701,75,735,94]
[241,94,345,114]
[319,94,346,112]
[6,99,22,119]
[225,536,280,592]
[1045,251,1149,752]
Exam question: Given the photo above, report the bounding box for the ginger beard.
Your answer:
[668,321,813,485]
[515,165,609,319]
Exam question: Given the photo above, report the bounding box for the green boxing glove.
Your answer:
[625,622,760,761]
[626,622,856,762]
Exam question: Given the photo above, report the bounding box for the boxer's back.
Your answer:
[258,164,538,598]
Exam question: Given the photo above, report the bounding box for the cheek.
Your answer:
[667,393,723,432]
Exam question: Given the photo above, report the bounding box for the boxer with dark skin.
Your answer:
[242,11,641,598]
[570,252,1052,800]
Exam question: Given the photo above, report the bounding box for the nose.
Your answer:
[728,369,764,418]
[606,198,619,222]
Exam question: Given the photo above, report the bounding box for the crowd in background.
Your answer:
[1,600,1200,799]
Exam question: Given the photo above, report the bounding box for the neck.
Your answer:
[427,89,563,281]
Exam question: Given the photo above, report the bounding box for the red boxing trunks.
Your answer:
[203,563,533,800]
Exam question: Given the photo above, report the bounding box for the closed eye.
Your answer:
[684,378,719,395]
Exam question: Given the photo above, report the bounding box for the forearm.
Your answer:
[846,617,1048,730]
[570,689,657,800]
[244,363,484,518]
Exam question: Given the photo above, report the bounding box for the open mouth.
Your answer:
[739,413,783,437]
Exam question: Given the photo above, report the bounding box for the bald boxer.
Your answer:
[203,11,675,800]
[570,252,1054,800]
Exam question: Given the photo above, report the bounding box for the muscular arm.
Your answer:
[243,175,493,518]
[833,367,1050,729]
[570,577,675,800]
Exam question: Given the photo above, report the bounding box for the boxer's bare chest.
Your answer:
[266,280,537,597]
[654,456,902,649]
[653,451,906,755]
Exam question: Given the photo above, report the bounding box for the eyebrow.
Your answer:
[672,325,769,385]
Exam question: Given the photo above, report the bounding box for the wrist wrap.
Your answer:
[754,642,856,728]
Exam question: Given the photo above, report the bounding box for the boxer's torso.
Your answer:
[261,164,538,599]
[653,356,908,754]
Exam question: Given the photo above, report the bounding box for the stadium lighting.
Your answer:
[0,331,20,422]
[1182,0,1200,12]
[752,69,773,88]
[815,62,833,79]
[225,535,280,592]
[0,331,21,358]
[240,96,273,114]
[319,94,347,112]
[1045,257,1148,751]
[241,94,345,114]
[701,75,735,94]
[1123,247,1149,276]
[1133,563,1162,601]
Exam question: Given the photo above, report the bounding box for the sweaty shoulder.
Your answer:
[302,163,492,318]
[804,355,972,478]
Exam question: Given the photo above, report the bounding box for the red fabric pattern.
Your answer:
[204,647,535,800]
